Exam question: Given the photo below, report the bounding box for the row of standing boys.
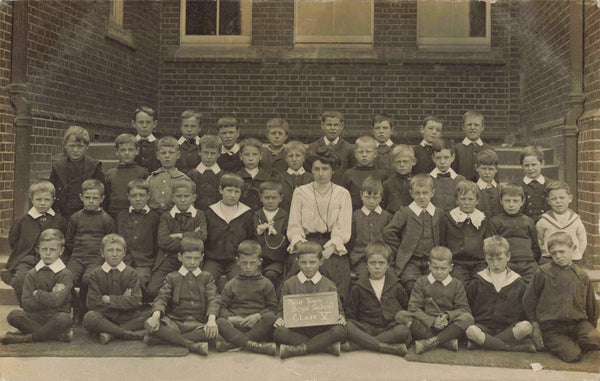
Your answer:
[1,108,599,362]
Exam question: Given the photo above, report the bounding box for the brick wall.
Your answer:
[158,0,521,144]
[25,0,160,181]
[0,0,15,236]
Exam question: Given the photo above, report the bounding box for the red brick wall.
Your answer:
[158,0,521,144]
[0,0,15,236]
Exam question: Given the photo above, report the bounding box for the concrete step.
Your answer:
[496,164,560,184]
[495,146,554,166]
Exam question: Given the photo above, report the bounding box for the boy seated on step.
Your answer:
[465,236,535,352]
[216,240,278,355]
[1,229,73,344]
[345,243,410,356]
[397,246,474,355]
[83,234,146,344]
[144,237,220,356]
[273,241,347,359]
[523,231,600,363]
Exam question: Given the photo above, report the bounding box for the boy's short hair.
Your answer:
[29,180,56,199]
[429,246,452,264]
[172,178,196,194]
[391,144,415,160]
[410,173,434,191]
[431,138,455,154]
[545,180,571,197]
[475,149,498,167]
[114,133,137,149]
[238,240,262,257]
[266,118,289,133]
[240,138,263,153]
[101,233,126,252]
[217,116,238,131]
[127,178,150,194]
[354,136,378,150]
[260,181,284,196]
[133,105,156,121]
[499,183,524,200]
[81,179,105,195]
[462,110,484,125]
[63,125,90,147]
[157,136,179,151]
[220,173,244,189]
[365,242,391,263]
[321,110,343,123]
[284,140,307,156]
[519,145,544,164]
[180,237,204,253]
[483,235,510,258]
[199,134,222,150]
[38,228,65,248]
[306,149,340,171]
[361,176,383,195]
[422,115,443,128]
[372,114,392,128]
[295,241,323,260]
[547,231,575,252]
[181,109,203,121]
[455,180,480,200]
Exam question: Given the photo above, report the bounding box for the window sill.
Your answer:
[106,23,135,50]
[402,47,505,65]
[279,46,384,64]
[166,45,262,63]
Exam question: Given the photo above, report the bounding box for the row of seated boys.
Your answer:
[2,227,598,364]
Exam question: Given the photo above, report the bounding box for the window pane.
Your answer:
[219,0,241,35]
[186,0,217,35]
[419,0,453,38]
[469,0,486,37]
[334,0,371,36]
[297,0,335,36]
[453,1,470,37]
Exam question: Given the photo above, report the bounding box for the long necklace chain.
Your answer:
[312,182,333,231]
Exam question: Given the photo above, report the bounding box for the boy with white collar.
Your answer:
[274,140,313,212]
[82,234,146,344]
[518,145,555,222]
[188,134,223,212]
[474,149,501,219]
[176,110,203,174]
[132,105,161,173]
[2,229,73,344]
[216,116,243,173]
[372,114,396,173]
[146,179,207,301]
[412,115,443,175]
[430,138,466,213]
[237,138,273,211]
[452,111,494,181]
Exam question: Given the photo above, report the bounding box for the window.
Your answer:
[106,0,134,47]
[180,0,252,46]
[417,0,490,50]
[294,0,373,45]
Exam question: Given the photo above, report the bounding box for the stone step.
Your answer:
[495,146,554,166]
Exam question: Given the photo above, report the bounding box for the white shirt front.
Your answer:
[369,277,385,301]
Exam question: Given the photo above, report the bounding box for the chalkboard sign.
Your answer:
[282,291,339,328]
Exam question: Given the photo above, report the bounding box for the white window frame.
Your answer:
[107,0,133,47]
[417,1,491,50]
[294,0,374,45]
[180,0,252,46]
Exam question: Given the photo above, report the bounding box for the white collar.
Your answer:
[209,201,251,222]
[462,137,484,146]
[361,206,383,216]
[409,201,436,217]
[196,162,221,174]
[477,178,497,190]
[298,271,322,284]
[169,205,198,218]
[420,139,433,147]
[477,268,521,291]
[129,205,150,214]
[430,167,458,179]
[35,259,66,273]
[178,136,200,145]
[324,137,340,146]
[287,167,306,176]
[221,144,240,155]
[28,207,56,219]
[136,134,156,142]
[178,266,202,277]
[449,207,486,229]
[380,139,394,147]
[427,273,452,286]
[101,261,127,273]
[262,208,279,221]
[245,167,259,179]
[523,175,545,185]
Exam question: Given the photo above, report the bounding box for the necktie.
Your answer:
[188,138,196,145]
[305,280,315,293]
[109,269,120,295]
[438,172,451,178]
[38,213,47,223]
[176,212,192,223]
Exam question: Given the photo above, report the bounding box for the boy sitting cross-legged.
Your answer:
[273,241,347,359]
[345,243,411,356]
[1,229,73,344]
[144,238,220,356]
[216,240,278,355]
[82,234,146,344]
[465,236,535,352]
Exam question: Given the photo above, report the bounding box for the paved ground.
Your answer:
[0,307,598,381]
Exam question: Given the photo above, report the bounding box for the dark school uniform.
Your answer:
[412,141,435,175]
[452,138,494,182]
[188,163,223,212]
[134,134,160,174]
[430,168,465,213]
[519,175,554,223]
[237,167,272,211]
[382,173,412,214]
[176,136,201,174]
[342,166,388,210]
[307,136,355,185]
[217,144,243,174]
[105,163,149,218]
[274,168,313,212]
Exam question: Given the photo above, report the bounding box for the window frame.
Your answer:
[417,1,491,50]
[106,0,134,48]
[180,0,253,46]
[293,0,374,46]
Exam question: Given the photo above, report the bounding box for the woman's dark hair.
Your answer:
[306,146,340,171]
